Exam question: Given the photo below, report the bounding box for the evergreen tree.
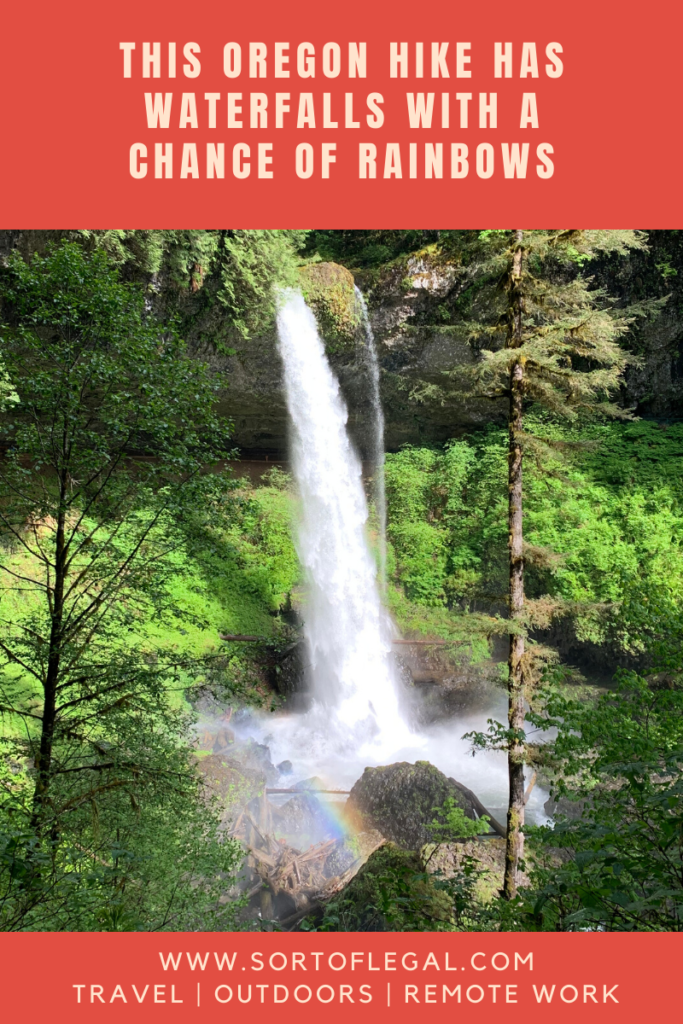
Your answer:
[451,229,654,897]
[0,242,244,927]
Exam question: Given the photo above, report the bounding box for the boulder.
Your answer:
[293,776,326,791]
[227,738,278,783]
[270,778,344,845]
[322,829,385,881]
[347,760,483,851]
[426,838,509,900]
[272,794,331,845]
[543,793,589,821]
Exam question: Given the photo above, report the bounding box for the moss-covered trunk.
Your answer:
[504,231,527,899]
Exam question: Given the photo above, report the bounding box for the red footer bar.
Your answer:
[0,932,676,1022]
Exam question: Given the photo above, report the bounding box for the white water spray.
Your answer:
[356,287,387,593]
[275,290,411,755]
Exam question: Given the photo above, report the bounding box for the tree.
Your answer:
[69,228,308,340]
[452,229,654,897]
[0,242,243,925]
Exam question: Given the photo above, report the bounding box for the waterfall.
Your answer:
[275,290,410,754]
[355,287,387,594]
[263,288,548,824]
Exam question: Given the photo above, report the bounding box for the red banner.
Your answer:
[1,0,681,227]
[0,932,677,1021]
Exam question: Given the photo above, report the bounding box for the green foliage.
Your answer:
[298,263,359,353]
[385,444,479,608]
[427,796,490,844]
[314,844,454,932]
[0,239,233,683]
[0,477,298,703]
[74,229,308,340]
[525,672,683,931]
[385,420,683,659]
[219,230,307,338]
[312,834,530,934]
[0,242,252,928]
[0,708,245,931]
[656,258,678,280]
[306,230,438,270]
[0,363,18,411]
[180,475,300,625]
[75,229,167,274]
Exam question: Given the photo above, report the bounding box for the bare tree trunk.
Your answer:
[504,230,526,899]
[31,501,66,830]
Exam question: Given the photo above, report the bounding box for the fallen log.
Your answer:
[298,839,336,863]
[219,633,265,642]
[219,633,461,646]
[523,771,538,806]
[391,639,464,646]
[243,844,278,870]
[244,881,265,900]
[265,788,350,795]
[452,780,506,838]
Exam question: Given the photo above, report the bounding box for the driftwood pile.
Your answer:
[229,792,384,928]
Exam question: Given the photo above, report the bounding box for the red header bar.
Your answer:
[1,0,681,227]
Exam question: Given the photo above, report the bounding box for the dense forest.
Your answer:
[0,228,681,932]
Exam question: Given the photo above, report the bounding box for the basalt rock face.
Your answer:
[350,253,505,450]
[589,231,683,420]
[213,239,683,454]
[215,236,683,455]
[3,232,682,452]
[270,640,309,702]
[346,760,479,851]
[208,254,502,455]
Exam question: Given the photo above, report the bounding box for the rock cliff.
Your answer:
[2,230,682,453]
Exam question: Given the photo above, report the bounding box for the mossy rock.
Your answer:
[319,843,453,931]
[298,262,360,353]
[347,760,477,851]
[426,839,507,903]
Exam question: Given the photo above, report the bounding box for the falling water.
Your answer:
[355,287,387,593]
[246,288,549,823]
[275,290,411,755]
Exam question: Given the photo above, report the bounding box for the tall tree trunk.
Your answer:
[504,230,526,899]
[31,502,66,830]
